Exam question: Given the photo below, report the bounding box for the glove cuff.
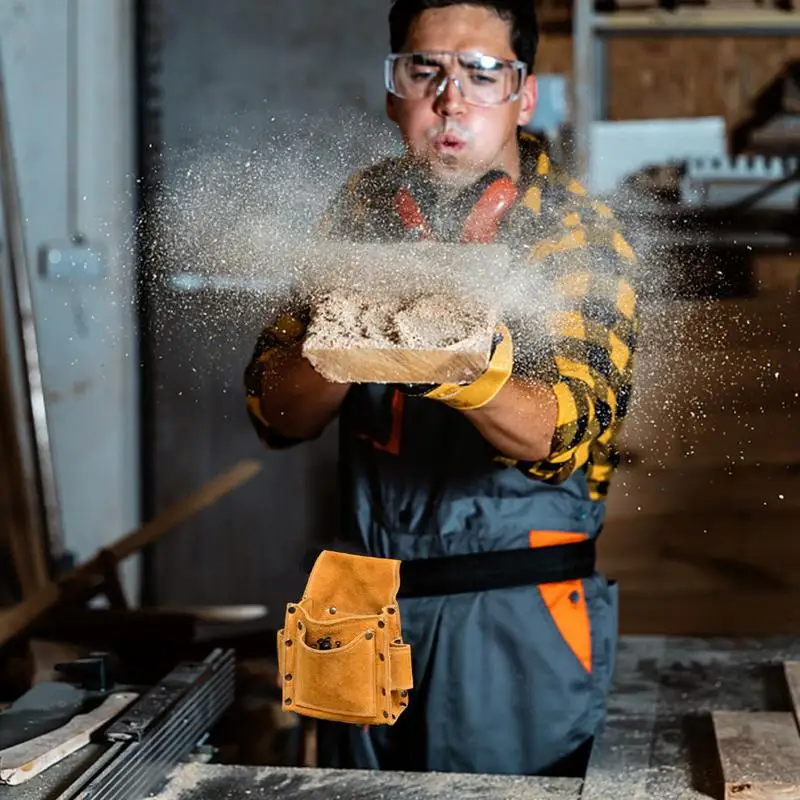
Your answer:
[424,324,513,410]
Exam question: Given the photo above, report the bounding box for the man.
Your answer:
[245,0,639,777]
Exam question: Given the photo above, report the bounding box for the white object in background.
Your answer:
[588,117,727,196]
[527,74,569,139]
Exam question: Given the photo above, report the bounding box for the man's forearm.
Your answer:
[461,377,557,462]
[259,344,351,440]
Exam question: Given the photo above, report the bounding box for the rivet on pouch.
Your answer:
[335,641,341,648]
[329,607,337,615]
[286,640,293,647]
[285,674,293,682]
[379,654,385,662]
[288,606,296,614]
[378,620,385,628]
[388,607,396,614]
[383,712,389,719]
[381,688,386,696]
[297,622,303,630]
[400,690,408,698]
[285,698,292,705]
[365,631,374,640]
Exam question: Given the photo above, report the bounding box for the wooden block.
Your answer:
[303,290,496,384]
[712,710,800,799]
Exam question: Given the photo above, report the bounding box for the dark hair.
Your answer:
[389,0,539,72]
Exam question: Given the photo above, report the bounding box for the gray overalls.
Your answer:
[313,151,620,775]
[315,383,618,775]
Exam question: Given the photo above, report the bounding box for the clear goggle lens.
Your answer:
[385,51,527,107]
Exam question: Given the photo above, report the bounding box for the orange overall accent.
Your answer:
[357,390,405,456]
[529,530,592,673]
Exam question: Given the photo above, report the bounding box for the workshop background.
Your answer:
[2,0,800,653]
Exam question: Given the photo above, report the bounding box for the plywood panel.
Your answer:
[618,589,800,635]
[536,34,574,76]
[599,507,800,594]
[606,463,800,519]
[536,21,800,137]
[607,37,800,131]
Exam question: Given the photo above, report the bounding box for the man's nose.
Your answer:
[433,76,466,116]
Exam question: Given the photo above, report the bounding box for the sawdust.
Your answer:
[141,112,786,471]
[306,290,494,351]
[148,762,209,799]
[147,763,581,799]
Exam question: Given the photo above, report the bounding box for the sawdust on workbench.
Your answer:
[148,763,580,799]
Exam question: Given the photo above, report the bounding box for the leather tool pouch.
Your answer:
[277,550,413,726]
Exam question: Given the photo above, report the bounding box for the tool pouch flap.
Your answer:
[278,550,413,726]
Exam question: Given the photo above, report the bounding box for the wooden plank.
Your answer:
[636,294,800,351]
[0,459,262,646]
[0,691,138,785]
[784,662,800,729]
[712,711,800,799]
[303,290,496,385]
[605,463,800,520]
[0,310,49,598]
[619,406,800,469]
[617,590,800,636]
[600,508,800,588]
[629,343,800,415]
[753,255,800,295]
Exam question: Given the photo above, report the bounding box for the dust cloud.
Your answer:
[135,111,795,482]
[139,114,676,364]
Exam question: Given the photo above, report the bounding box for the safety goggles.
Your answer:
[385,51,528,108]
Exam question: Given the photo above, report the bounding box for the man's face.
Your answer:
[387,4,537,189]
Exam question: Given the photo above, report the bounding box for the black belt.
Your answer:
[399,539,596,598]
[303,539,596,599]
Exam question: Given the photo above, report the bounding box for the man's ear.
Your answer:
[386,92,399,123]
[516,74,538,127]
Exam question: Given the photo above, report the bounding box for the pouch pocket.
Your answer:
[299,613,377,652]
[390,642,413,692]
[291,629,379,720]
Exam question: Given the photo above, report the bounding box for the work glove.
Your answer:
[396,324,513,411]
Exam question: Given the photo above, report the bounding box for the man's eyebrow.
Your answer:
[410,53,445,65]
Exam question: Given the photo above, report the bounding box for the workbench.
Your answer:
[6,635,800,799]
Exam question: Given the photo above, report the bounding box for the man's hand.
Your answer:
[257,341,351,441]
[396,325,557,463]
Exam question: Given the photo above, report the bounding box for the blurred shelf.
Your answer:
[573,0,800,182]
[590,7,800,34]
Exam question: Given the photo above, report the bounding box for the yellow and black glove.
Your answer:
[397,323,513,410]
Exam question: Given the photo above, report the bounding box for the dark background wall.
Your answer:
[144,0,401,615]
